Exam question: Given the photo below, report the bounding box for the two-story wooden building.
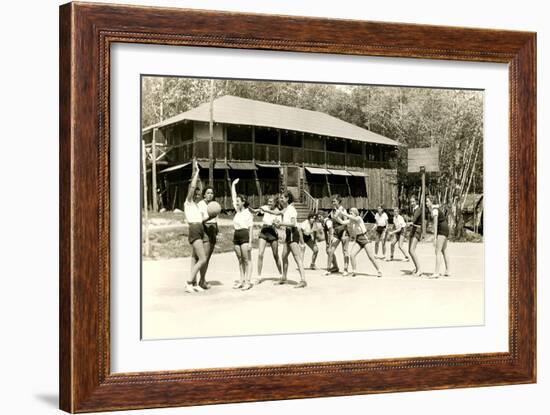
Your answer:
[142,95,400,212]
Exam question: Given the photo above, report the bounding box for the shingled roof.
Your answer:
[143,95,399,146]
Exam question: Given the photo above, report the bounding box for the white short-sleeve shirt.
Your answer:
[261,205,279,226]
[394,214,406,231]
[300,219,313,235]
[350,216,367,235]
[233,208,253,230]
[282,204,298,227]
[184,200,203,224]
[375,212,389,227]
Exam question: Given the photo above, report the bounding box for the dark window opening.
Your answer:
[227,125,253,142]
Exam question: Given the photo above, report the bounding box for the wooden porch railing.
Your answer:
[302,189,319,213]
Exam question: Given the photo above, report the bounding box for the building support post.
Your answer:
[141,140,150,257]
[208,79,214,187]
[421,166,426,237]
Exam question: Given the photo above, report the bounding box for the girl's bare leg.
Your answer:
[270,241,283,275]
[241,243,252,283]
[189,240,207,282]
[234,245,244,283]
[281,243,290,281]
[381,230,387,257]
[441,237,451,275]
[350,242,362,273]
[390,236,397,259]
[398,235,409,259]
[364,244,381,273]
[289,242,307,285]
[341,235,350,272]
[198,240,211,284]
[409,236,421,274]
[257,238,267,276]
[326,238,341,274]
[375,233,380,256]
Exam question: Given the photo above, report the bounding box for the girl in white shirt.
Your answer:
[341,208,382,277]
[374,205,389,259]
[231,178,254,291]
[274,191,307,288]
[249,196,283,283]
[388,207,410,262]
[299,213,319,270]
[196,186,218,290]
[183,161,207,293]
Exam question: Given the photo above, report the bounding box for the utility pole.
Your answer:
[141,140,150,257]
[420,166,426,237]
[208,79,214,187]
[152,128,158,212]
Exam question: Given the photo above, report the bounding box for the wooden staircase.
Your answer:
[294,202,314,222]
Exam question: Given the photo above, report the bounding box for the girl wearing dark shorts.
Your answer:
[388,207,409,261]
[407,195,424,277]
[275,191,307,288]
[374,205,389,259]
[299,213,319,269]
[325,195,350,276]
[183,161,207,293]
[341,208,382,277]
[231,179,254,291]
[197,186,217,290]
[250,196,283,283]
[427,196,451,278]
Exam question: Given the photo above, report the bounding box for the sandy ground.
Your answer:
[142,241,484,339]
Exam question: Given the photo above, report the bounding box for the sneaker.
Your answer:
[329,267,340,273]
[351,271,356,277]
[184,283,195,293]
[193,284,205,292]
[412,270,422,277]
[198,281,211,290]
[310,264,317,270]
[294,281,307,288]
[444,272,451,277]
[342,270,349,277]
[404,256,410,262]
[377,271,382,278]
[241,282,253,291]
[274,278,287,285]
[251,278,261,285]
[323,271,331,276]
[429,273,441,279]
[233,281,244,289]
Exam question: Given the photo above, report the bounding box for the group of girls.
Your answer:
[184,162,451,293]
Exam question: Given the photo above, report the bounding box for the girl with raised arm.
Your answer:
[231,178,254,291]
[249,196,283,284]
[426,196,451,278]
[274,191,307,288]
[341,208,382,277]
[183,160,208,293]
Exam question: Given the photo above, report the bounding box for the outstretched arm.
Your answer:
[231,178,239,210]
[186,160,200,202]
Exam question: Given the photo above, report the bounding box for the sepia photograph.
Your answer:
[140,76,484,340]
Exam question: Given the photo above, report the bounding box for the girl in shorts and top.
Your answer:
[250,196,283,283]
[299,213,319,270]
[407,195,424,277]
[341,208,382,277]
[320,211,339,273]
[231,178,254,291]
[183,161,208,293]
[274,191,307,288]
[325,195,350,276]
[388,207,409,262]
[374,205,389,259]
[197,186,217,289]
[426,196,451,278]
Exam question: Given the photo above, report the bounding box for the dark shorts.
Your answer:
[376,226,387,235]
[285,227,301,244]
[394,229,403,239]
[259,225,278,243]
[356,233,369,248]
[410,226,422,241]
[233,228,250,246]
[438,223,450,238]
[303,233,315,246]
[333,225,348,240]
[203,223,218,244]
[188,223,205,244]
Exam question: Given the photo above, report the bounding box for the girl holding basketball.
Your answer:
[249,196,283,283]
[341,208,382,277]
[407,195,423,277]
[197,186,218,290]
[183,161,208,293]
[274,191,307,288]
[231,178,254,291]
[325,195,350,276]
[426,196,451,278]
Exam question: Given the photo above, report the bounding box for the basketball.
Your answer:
[206,201,222,218]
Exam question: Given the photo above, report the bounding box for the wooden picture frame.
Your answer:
[59,2,536,412]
